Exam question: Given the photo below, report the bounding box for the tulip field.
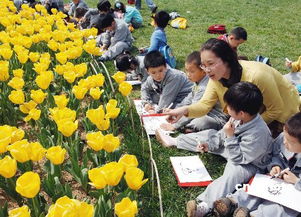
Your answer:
[0,1,151,216]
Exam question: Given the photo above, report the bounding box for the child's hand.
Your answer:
[269,166,281,176]
[160,123,175,131]
[283,170,300,184]
[223,119,235,138]
[139,47,146,53]
[196,143,208,153]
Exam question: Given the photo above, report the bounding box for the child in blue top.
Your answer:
[114,2,143,29]
[212,112,301,217]
[139,11,170,54]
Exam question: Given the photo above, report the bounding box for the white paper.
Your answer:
[133,100,148,116]
[142,115,172,135]
[127,80,142,86]
[170,156,212,183]
[247,174,301,212]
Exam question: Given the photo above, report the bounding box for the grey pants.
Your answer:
[196,162,259,209]
[174,115,223,132]
[103,41,131,60]
[231,190,299,217]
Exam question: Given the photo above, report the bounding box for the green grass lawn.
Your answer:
[82,0,301,216]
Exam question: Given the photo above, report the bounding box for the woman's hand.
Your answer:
[160,123,175,131]
[163,106,188,124]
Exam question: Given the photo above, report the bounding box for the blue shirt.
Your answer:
[124,6,143,25]
[146,27,167,53]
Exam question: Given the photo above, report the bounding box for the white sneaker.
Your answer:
[187,200,210,217]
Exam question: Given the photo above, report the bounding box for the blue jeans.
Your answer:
[135,0,156,10]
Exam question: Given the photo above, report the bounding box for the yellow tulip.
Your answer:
[0,47,13,60]
[124,167,148,191]
[16,171,40,198]
[105,99,120,119]
[7,139,31,163]
[46,196,94,217]
[0,156,17,178]
[118,81,132,96]
[118,154,138,171]
[35,71,53,90]
[29,52,40,63]
[9,90,25,104]
[46,146,66,165]
[33,62,49,74]
[30,142,46,161]
[72,85,88,100]
[86,106,110,131]
[57,119,78,137]
[74,63,87,77]
[17,52,28,64]
[63,70,77,84]
[101,162,124,186]
[89,87,104,100]
[56,52,68,64]
[88,167,107,189]
[8,77,25,90]
[86,131,104,151]
[8,205,31,217]
[115,197,138,217]
[13,69,24,78]
[54,64,65,75]
[54,95,69,109]
[24,108,41,122]
[93,74,105,87]
[103,134,120,153]
[112,71,126,84]
[0,60,9,81]
[49,107,76,124]
[10,127,25,143]
[47,39,58,51]
[19,100,37,114]
[0,125,13,153]
[31,89,47,104]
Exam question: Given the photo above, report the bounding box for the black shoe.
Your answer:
[151,6,157,13]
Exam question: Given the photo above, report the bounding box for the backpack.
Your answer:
[255,55,271,66]
[207,24,227,34]
[170,17,187,29]
[159,45,177,68]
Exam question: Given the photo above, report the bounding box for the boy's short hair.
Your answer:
[284,112,301,143]
[97,14,114,29]
[114,1,126,13]
[230,27,247,40]
[97,0,111,12]
[223,81,263,115]
[75,7,88,18]
[144,51,166,69]
[154,11,170,28]
[186,51,201,66]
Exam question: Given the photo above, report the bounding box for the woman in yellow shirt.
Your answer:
[166,38,300,137]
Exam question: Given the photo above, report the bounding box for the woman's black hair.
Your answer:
[201,38,242,88]
[115,53,139,71]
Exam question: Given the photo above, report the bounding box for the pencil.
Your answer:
[270,167,290,179]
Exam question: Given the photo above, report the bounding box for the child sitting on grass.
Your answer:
[217,27,247,53]
[96,14,134,61]
[213,112,301,217]
[159,51,228,133]
[114,1,143,29]
[139,11,170,54]
[183,82,273,217]
[141,51,193,113]
[115,53,149,83]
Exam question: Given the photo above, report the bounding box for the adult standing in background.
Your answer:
[135,0,157,13]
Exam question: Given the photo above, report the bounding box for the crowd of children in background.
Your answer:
[11,0,301,216]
